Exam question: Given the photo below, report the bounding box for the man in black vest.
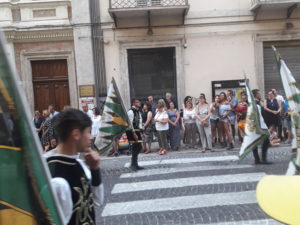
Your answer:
[45,109,102,224]
[126,98,144,171]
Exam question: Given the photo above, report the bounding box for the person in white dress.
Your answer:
[91,107,101,141]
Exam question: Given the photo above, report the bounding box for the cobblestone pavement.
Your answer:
[96,144,291,225]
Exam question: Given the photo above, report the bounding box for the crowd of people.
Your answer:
[33,88,292,156]
[33,103,102,152]
[131,89,292,156]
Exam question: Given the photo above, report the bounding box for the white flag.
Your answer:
[239,80,269,160]
[272,46,300,175]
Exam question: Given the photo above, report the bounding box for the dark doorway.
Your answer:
[211,79,246,101]
[263,42,300,98]
[31,59,70,112]
[127,47,177,102]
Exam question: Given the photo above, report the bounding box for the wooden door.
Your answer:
[31,59,70,112]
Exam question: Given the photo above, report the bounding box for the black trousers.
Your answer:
[131,142,142,166]
[252,138,270,163]
[126,130,142,166]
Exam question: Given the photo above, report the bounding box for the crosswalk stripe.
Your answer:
[124,155,239,167]
[201,219,281,225]
[112,172,265,194]
[102,190,256,217]
[120,164,253,178]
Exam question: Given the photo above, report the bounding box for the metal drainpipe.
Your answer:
[89,0,107,110]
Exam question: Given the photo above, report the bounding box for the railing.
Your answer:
[110,0,188,9]
[251,0,299,5]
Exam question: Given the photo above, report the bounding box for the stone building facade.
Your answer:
[1,0,300,111]
[99,0,300,107]
[0,0,96,112]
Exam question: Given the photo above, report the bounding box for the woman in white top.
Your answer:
[183,101,197,148]
[196,93,214,152]
[154,100,169,155]
[91,107,101,142]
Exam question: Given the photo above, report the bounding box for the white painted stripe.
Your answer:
[121,164,253,178]
[199,219,281,225]
[102,190,256,217]
[124,155,239,167]
[112,172,265,194]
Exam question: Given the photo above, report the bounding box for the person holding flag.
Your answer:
[126,98,144,171]
[251,89,272,164]
[239,81,269,163]
[95,78,144,171]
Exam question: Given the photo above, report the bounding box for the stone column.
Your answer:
[72,1,96,108]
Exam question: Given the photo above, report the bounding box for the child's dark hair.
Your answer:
[93,107,100,116]
[252,89,259,98]
[219,92,227,100]
[144,102,152,111]
[53,108,92,143]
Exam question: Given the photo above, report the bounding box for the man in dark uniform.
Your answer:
[252,89,272,165]
[126,98,144,171]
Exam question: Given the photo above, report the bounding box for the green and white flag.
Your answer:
[272,46,300,175]
[0,32,64,224]
[95,78,131,153]
[239,80,269,160]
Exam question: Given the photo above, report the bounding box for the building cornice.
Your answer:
[0,0,71,8]
[4,28,73,42]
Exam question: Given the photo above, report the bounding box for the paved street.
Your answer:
[96,145,291,225]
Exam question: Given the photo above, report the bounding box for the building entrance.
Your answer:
[127,47,177,102]
[31,59,70,112]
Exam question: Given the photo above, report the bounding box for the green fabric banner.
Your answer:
[0,32,64,224]
[94,77,132,153]
[239,80,269,160]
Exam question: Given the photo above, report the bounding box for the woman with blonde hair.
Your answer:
[154,100,169,155]
[157,99,167,110]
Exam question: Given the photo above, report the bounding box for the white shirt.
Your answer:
[44,149,104,224]
[49,111,59,119]
[91,115,101,138]
[276,95,285,103]
[84,110,93,119]
[154,110,169,131]
[183,108,196,124]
